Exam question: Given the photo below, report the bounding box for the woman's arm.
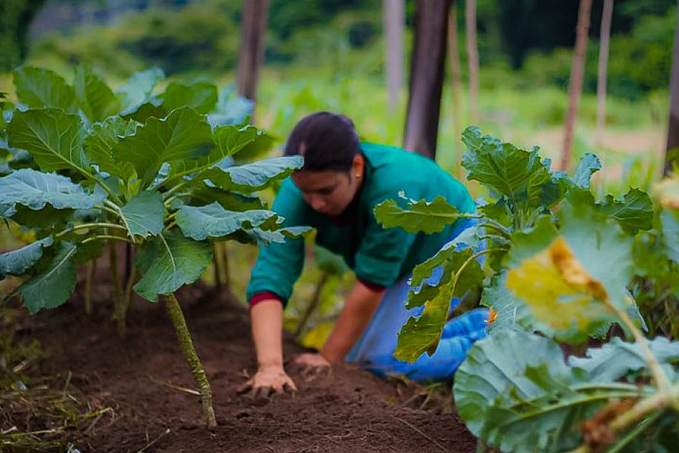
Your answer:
[320,280,384,363]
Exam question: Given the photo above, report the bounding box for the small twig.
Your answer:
[136,428,170,453]
[393,416,448,452]
[148,375,200,396]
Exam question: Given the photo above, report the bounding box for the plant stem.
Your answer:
[57,223,126,238]
[607,300,672,395]
[85,258,96,315]
[163,293,217,427]
[82,235,133,244]
[295,271,330,337]
[108,240,126,337]
[212,243,222,291]
[123,256,137,316]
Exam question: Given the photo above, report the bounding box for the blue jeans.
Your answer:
[345,218,489,382]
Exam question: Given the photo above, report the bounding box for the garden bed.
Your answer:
[5,285,476,453]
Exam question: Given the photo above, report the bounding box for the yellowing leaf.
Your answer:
[300,322,334,350]
[506,237,612,338]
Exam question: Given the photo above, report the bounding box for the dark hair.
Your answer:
[284,112,360,172]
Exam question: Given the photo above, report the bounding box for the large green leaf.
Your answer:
[660,209,679,264]
[176,203,277,241]
[117,68,165,112]
[461,127,552,211]
[120,191,165,238]
[13,67,77,112]
[454,330,645,453]
[394,247,484,362]
[18,242,77,313]
[208,92,254,127]
[0,169,105,212]
[569,337,679,382]
[160,81,218,114]
[113,107,214,187]
[133,230,212,302]
[8,109,89,174]
[83,117,138,179]
[201,155,303,192]
[168,125,264,180]
[188,186,266,212]
[73,66,121,122]
[0,236,54,279]
[481,273,537,334]
[374,195,470,234]
[600,188,654,233]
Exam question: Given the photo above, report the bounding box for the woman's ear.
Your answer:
[352,154,365,179]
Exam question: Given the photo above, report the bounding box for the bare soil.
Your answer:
[4,283,477,453]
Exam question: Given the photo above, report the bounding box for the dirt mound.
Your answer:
[10,288,476,453]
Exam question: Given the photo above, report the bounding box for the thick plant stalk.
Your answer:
[221,243,230,291]
[295,271,330,337]
[85,258,96,315]
[108,239,126,336]
[123,264,137,317]
[212,243,223,291]
[164,293,217,428]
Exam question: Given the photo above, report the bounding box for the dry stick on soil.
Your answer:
[163,293,217,427]
[137,428,170,453]
[85,258,96,315]
[294,271,330,337]
[393,416,448,452]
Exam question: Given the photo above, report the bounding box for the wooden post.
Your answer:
[465,0,480,125]
[404,0,452,159]
[236,0,268,120]
[665,1,679,176]
[448,2,463,176]
[595,0,614,144]
[560,0,593,172]
[384,0,405,112]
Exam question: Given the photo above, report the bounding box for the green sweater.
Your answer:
[246,143,475,303]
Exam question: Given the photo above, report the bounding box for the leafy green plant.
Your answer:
[0,65,309,427]
[374,127,679,451]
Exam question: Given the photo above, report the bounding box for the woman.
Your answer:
[241,112,488,395]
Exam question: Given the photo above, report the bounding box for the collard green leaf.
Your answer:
[8,109,89,174]
[83,117,138,179]
[113,107,213,187]
[120,191,165,238]
[374,196,469,234]
[481,273,537,334]
[73,66,121,122]
[0,236,54,279]
[189,186,266,211]
[573,153,602,189]
[232,131,276,163]
[202,155,303,192]
[569,337,679,382]
[0,169,105,211]
[160,81,218,114]
[176,203,276,241]
[133,230,212,302]
[660,209,679,265]
[117,68,165,112]
[19,242,77,313]
[454,330,643,453]
[13,67,77,112]
[395,247,484,362]
[208,93,253,127]
[461,127,552,211]
[6,204,74,229]
[600,188,654,233]
[121,101,167,123]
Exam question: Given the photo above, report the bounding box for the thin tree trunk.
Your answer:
[294,272,330,338]
[404,0,452,159]
[85,258,96,315]
[448,2,463,177]
[595,0,614,144]
[164,293,217,428]
[236,0,268,121]
[560,0,593,171]
[465,0,480,125]
[665,1,679,176]
[384,0,405,112]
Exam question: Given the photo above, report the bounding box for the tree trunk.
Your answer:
[560,0,593,171]
[448,2,463,176]
[384,0,405,112]
[404,0,452,159]
[465,0,480,125]
[665,2,679,176]
[236,0,268,121]
[595,0,614,144]
[164,293,217,427]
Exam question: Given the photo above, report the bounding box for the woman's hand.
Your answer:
[238,365,297,398]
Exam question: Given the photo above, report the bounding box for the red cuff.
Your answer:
[357,278,386,293]
[249,292,284,307]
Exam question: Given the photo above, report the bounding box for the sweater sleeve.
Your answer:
[246,180,307,305]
